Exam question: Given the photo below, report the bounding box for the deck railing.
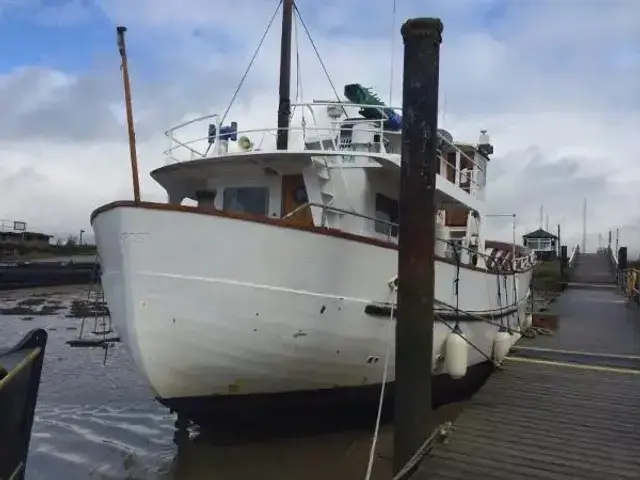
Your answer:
[162,102,487,196]
[284,201,535,271]
[568,244,580,268]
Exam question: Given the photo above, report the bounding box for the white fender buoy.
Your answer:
[493,328,512,363]
[444,326,468,379]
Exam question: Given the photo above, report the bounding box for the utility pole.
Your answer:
[394,17,443,475]
[539,205,543,229]
[582,198,587,253]
[557,224,561,257]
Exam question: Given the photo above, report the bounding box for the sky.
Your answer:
[0,0,639,253]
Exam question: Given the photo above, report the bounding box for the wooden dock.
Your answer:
[413,252,640,479]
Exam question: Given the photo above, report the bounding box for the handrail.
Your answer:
[162,102,487,176]
[283,201,535,269]
[162,124,485,195]
[568,244,580,267]
[164,113,220,137]
[608,245,618,268]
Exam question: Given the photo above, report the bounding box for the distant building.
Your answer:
[522,228,558,261]
[0,220,52,257]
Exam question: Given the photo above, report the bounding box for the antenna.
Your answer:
[582,198,587,253]
[539,205,543,229]
[545,214,549,232]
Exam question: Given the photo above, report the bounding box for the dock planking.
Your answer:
[413,252,640,480]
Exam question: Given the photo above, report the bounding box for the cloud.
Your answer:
[0,0,638,255]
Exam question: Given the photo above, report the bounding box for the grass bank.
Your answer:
[533,259,568,293]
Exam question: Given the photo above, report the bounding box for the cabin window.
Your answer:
[374,193,399,237]
[223,187,269,216]
[195,190,217,208]
[526,238,552,250]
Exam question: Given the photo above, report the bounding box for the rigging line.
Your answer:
[452,245,461,328]
[503,274,509,310]
[496,273,504,327]
[502,274,511,330]
[294,3,357,211]
[291,10,303,116]
[512,271,522,329]
[205,0,283,155]
[293,3,344,106]
[388,0,397,105]
[364,285,397,480]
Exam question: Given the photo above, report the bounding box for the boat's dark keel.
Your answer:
[0,329,48,480]
[161,360,495,443]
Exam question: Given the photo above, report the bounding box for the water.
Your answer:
[0,285,413,479]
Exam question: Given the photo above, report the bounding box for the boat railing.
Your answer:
[162,102,486,192]
[568,244,580,268]
[0,328,48,480]
[284,201,535,271]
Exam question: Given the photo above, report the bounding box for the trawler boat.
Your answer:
[92,6,535,426]
[91,93,535,423]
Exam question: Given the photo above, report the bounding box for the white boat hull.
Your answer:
[93,204,532,408]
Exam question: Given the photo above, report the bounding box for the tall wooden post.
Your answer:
[394,17,443,475]
[116,26,141,203]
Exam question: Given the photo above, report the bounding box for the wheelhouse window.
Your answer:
[223,187,269,216]
[374,193,398,238]
[195,189,217,208]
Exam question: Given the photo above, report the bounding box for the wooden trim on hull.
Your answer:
[364,302,521,321]
[90,200,534,275]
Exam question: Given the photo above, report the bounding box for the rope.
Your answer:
[496,274,504,328]
[205,0,282,155]
[512,273,522,329]
[452,245,461,328]
[294,3,343,105]
[391,422,454,480]
[291,8,303,116]
[520,326,554,338]
[364,281,397,480]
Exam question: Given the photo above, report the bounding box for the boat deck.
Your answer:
[413,252,640,479]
